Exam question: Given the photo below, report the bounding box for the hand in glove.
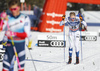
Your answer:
[62,15,66,20]
[5,31,16,37]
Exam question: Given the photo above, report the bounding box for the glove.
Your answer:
[0,12,8,31]
[28,40,32,50]
[62,15,65,20]
[0,11,8,20]
[0,26,3,31]
[0,19,4,31]
[79,15,83,21]
[5,31,16,37]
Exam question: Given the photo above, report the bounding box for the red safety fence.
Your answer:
[39,0,67,32]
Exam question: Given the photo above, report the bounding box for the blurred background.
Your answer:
[0,0,45,12]
[0,1,100,71]
[0,0,100,32]
[0,0,100,12]
[67,3,100,11]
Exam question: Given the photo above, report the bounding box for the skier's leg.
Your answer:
[2,42,14,71]
[69,32,74,57]
[15,42,25,71]
[68,32,74,64]
[75,31,80,64]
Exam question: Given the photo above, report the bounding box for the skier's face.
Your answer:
[70,15,76,21]
[9,4,20,17]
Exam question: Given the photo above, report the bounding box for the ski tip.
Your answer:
[74,63,79,65]
[66,62,71,65]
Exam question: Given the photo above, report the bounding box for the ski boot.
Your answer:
[68,57,72,64]
[76,57,79,64]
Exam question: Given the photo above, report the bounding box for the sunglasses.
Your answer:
[70,18,75,19]
[10,6,19,11]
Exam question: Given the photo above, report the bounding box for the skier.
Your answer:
[60,12,87,64]
[1,0,32,71]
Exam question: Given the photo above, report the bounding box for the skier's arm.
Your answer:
[16,32,27,38]
[77,14,87,30]
[81,21,87,30]
[60,21,65,26]
[24,16,32,49]
[24,16,31,38]
[60,15,67,26]
[60,18,68,26]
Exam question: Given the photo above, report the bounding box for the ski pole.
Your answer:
[63,24,65,62]
[26,45,37,71]
[80,20,83,61]
[62,14,66,62]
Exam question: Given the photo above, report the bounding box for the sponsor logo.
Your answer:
[50,41,64,47]
[81,31,97,41]
[81,36,97,41]
[38,35,66,47]
[38,40,66,47]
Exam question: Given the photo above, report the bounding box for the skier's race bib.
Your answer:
[69,24,79,31]
[71,26,77,29]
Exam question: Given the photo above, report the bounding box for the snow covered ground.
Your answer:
[0,26,100,71]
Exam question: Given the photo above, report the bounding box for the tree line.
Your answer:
[0,0,45,12]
